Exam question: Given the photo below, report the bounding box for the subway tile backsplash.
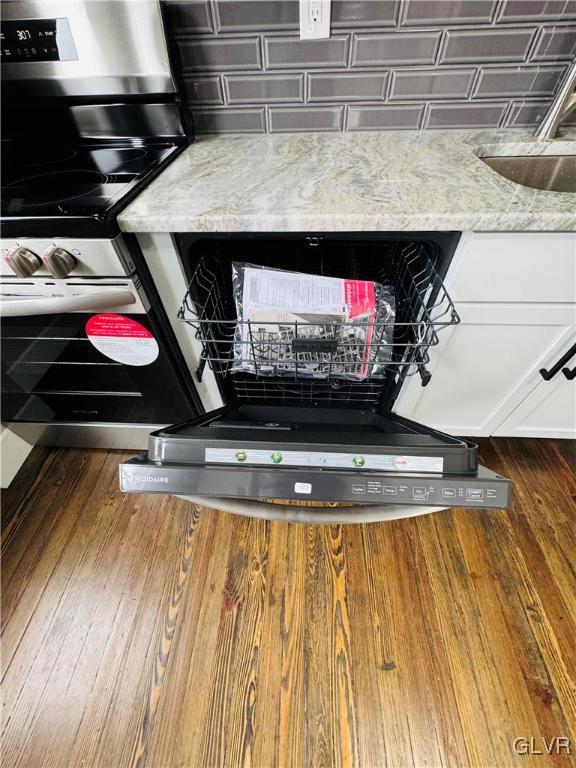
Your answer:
[164,0,576,133]
[265,35,350,68]
[225,73,304,103]
[473,64,565,96]
[269,105,345,131]
[507,99,554,124]
[347,104,425,129]
[532,25,576,58]
[425,101,509,127]
[191,107,267,132]
[402,0,498,25]
[308,72,389,101]
[176,36,262,71]
[389,68,475,99]
[351,31,442,65]
[438,27,537,62]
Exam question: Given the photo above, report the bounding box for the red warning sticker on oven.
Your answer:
[85,314,159,366]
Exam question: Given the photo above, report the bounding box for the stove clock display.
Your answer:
[0,18,78,62]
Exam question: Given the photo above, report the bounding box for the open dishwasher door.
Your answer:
[119,233,511,518]
[120,404,510,509]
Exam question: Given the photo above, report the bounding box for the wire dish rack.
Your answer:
[178,239,460,407]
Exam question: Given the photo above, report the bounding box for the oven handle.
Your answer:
[180,495,445,524]
[0,289,136,317]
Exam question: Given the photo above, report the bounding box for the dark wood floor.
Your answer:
[1,438,575,768]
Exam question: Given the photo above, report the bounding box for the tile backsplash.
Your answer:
[163,0,576,133]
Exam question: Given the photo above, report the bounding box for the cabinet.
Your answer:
[449,232,575,304]
[397,232,576,439]
[493,365,576,439]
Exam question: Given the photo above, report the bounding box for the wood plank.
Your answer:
[1,439,575,768]
[138,504,233,768]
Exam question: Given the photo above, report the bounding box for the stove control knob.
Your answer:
[41,246,77,278]
[4,247,42,277]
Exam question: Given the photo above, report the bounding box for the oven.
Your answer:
[1,0,199,450]
[1,236,199,447]
[119,232,511,521]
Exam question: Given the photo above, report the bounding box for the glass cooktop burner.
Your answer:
[18,148,78,168]
[3,170,109,207]
[90,147,148,164]
[0,142,178,219]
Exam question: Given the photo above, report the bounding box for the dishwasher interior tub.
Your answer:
[120,233,511,513]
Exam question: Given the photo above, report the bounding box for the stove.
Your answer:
[0,0,190,239]
[1,140,185,237]
[0,0,200,451]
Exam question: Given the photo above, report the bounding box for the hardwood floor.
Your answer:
[1,439,575,768]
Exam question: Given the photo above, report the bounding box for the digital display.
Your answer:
[0,18,78,62]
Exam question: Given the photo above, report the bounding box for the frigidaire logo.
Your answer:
[132,475,169,484]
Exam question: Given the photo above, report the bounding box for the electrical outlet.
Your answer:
[300,0,331,40]
[309,2,322,22]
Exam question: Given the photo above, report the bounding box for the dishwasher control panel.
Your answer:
[347,477,502,506]
[121,458,511,509]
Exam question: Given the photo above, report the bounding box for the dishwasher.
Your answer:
[120,232,511,523]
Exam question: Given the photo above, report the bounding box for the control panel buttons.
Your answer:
[271,451,283,464]
[235,450,247,462]
[4,247,42,277]
[352,456,365,467]
[41,246,77,278]
[383,486,398,496]
[352,484,365,494]
[441,488,456,498]
[412,486,428,501]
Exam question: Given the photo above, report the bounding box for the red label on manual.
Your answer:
[344,279,376,319]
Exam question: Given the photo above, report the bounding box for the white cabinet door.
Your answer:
[493,348,576,439]
[396,303,576,437]
[449,232,576,304]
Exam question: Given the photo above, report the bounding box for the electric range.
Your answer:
[0,0,201,450]
[1,139,185,238]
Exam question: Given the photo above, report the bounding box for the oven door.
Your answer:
[1,278,193,424]
[119,404,511,518]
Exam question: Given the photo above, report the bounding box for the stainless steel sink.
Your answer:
[480,155,576,193]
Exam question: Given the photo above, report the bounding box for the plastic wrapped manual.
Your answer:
[230,262,395,380]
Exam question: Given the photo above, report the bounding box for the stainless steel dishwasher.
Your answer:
[120,232,511,523]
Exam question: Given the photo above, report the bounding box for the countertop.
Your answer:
[118,129,576,233]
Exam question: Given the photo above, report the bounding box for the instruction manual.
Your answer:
[231,263,395,380]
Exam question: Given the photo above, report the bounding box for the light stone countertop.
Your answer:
[119,128,576,233]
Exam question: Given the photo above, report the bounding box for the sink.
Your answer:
[480,154,576,193]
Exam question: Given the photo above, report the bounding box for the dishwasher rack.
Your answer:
[178,239,460,407]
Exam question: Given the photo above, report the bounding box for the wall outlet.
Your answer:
[299,0,331,39]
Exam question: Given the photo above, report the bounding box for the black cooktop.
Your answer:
[1,140,186,237]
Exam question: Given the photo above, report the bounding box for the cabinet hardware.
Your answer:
[539,342,576,381]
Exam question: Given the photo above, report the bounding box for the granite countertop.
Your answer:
[119,129,576,233]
